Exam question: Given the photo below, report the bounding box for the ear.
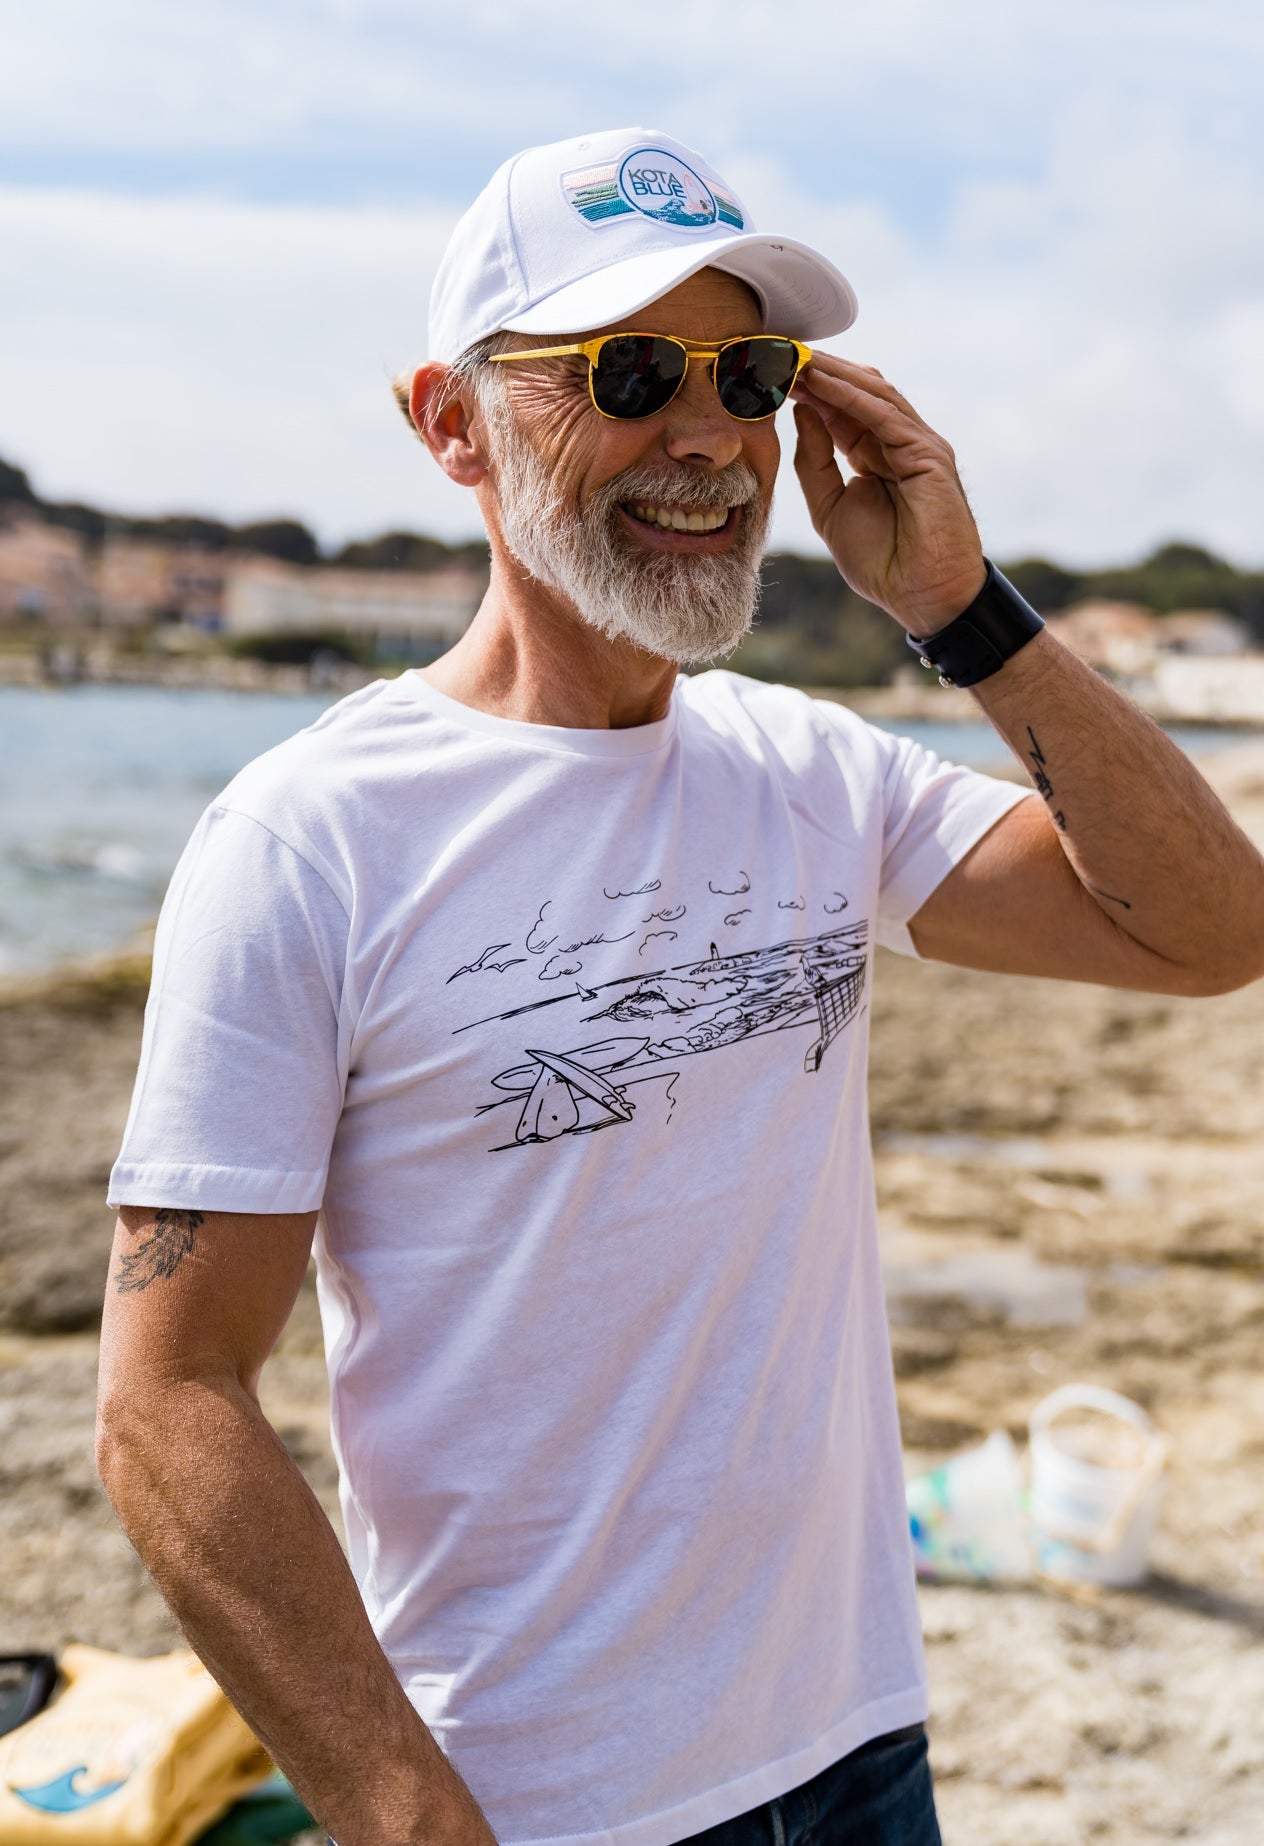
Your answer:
[408,362,489,488]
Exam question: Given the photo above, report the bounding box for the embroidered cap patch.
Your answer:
[562,147,744,232]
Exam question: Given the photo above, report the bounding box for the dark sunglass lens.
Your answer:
[591,336,687,418]
[715,339,800,419]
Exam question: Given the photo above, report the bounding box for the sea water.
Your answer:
[0,682,1249,974]
[0,683,335,973]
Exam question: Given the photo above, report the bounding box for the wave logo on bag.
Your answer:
[7,1709,157,1813]
[11,1764,128,1812]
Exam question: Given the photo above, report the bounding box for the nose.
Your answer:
[661,358,744,470]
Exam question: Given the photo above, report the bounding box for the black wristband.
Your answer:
[906,561,1044,689]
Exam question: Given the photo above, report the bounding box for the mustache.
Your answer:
[595,459,762,512]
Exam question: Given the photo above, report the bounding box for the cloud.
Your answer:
[1,6,1261,565]
[794,102,1264,567]
[0,185,468,540]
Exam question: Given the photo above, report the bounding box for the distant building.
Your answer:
[222,558,482,652]
[1155,610,1253,657]
[1150,655,1264,723]
[1046,599,1257,673]
[1047,594,1262,719]
[0,509,92,625]
[1044,600,1159,677]
[96,536,229,631]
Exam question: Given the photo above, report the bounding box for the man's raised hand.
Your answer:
[790,354,987,637]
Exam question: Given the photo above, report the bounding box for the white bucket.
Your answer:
[1028,1385,1167,1586]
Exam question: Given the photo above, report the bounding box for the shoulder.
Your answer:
[678,669,894,771]
[220,674,414,804]
[209,675,427,896]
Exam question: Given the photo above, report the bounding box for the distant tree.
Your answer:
[334,531,491,575]
[1144,541,1229,574]
[43,502,108,543]
[234,519,321,565]
[1084,541,1246,618]
[124,515,236,551]
[736,553,911,687]
[0,458,37,504]
[447,538,493,573]
[335,531,457,573]
[222,629,373,666]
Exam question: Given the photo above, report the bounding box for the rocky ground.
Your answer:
[2,744,1263,1843]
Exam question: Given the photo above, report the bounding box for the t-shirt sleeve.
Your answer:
[107,804,352,1213]
[871,727,1032,956]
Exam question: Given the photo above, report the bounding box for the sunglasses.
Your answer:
[488,333,811,422]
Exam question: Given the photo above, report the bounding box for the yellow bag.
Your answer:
[0,1646,271,1846]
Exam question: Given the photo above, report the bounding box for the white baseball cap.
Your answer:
[427,127,859,364]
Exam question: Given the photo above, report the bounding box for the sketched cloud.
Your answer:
[540,954,584,981]
[639,930,678,955]
[526,901,558,954]
[604,879,661,899]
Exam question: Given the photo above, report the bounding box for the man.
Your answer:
[98,128,1264,1846]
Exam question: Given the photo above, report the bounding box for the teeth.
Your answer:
[627,502,729,534]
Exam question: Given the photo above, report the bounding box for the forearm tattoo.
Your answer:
[115,1209,203,1293]
[1025,727,1067,832]
[1024,726,1132,910]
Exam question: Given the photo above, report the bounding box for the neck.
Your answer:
[418,545,679,731]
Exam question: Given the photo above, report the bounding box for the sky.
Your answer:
[2,0,1262,566]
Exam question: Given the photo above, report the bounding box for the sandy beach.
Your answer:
[3,742,1263,1844]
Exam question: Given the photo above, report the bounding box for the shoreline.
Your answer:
[3,646,1263,729]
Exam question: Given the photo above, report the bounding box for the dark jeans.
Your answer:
[675,1725,941,1846]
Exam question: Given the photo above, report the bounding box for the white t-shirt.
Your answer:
[110,668,1027,1846]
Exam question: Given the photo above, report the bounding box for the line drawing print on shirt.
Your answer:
[708,871,751,895]
[458,920,869,1150]
[603,878,661,899]
[466,903,638,986]
[640,929,679,954]
[446,943,529,983]
[526,901,558,954]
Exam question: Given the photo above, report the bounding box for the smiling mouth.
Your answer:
[622,501,733,535]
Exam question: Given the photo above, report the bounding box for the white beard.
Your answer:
[478,387,772,666]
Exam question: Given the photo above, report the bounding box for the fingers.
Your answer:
[792,389,899,484]
[792,402,847,533]
[792,389,871,456]
[792,361,957,479]
[800,351,923,422]
[794,367,920,444]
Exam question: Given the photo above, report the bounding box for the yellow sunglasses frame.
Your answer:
[488,333,812,422]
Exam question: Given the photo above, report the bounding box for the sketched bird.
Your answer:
[447,943,526,982]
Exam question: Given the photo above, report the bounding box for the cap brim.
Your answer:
[501,232,858,343]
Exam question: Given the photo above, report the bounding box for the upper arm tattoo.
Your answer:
[115,1209,203,1293]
